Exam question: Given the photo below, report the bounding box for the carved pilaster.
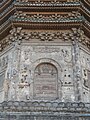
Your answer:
[72,28,83,101]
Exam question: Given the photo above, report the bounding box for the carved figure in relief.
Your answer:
[1,55,8,68]
[83,69,89,88]
[61,49,71,62]
[35,63,57,76]
[76,66,81,80]
[81,56,86,66]
[24,49,30,60]
[12,69,18,76]
[86,58,90,69]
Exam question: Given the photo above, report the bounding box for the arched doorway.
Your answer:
[34,63,58,100]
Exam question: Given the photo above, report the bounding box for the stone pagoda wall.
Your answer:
[0,28,90,103]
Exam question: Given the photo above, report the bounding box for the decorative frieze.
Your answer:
[13,11,83,23]
[0,27,90,52]
[15,0,80,5]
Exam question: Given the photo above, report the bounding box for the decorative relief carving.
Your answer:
[21,30,72,42]
[79,50,90,102]
[80,52,90,69]
[0,38,10,52]
[0,27,23,52]
[35,63,57,75]
[16,65,31,100]
[83,71,88,88]
[23,49,31,61]
[0,27,90,52]
[71,28,90,50]
[82,69,90,88]
[16,0,79,2]
[13,11,82,23]
[9,27,22,43]
[0,55,8,70]
[61,49,72,62]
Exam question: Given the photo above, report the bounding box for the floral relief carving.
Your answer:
[13,11,82,23]
[0,27,90,52]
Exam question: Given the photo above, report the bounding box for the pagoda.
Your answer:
[0,0,90,119]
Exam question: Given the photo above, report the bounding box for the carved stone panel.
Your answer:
[34,63,58,100]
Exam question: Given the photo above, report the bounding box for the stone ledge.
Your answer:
[0,101,90,113]
[0,101,90,119]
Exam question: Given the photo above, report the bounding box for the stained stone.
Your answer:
[0,0,90,119]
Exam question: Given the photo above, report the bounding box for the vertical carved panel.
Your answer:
[34,63,58,99]
[87,71,90,89]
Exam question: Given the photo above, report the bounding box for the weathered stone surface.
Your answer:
[0,28,90,103]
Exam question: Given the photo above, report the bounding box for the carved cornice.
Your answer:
[0,0,90,44]
[1,0,90,25]
[82,0,90,10]
[16,0,80,3]
[12,11,83,23]
[15,1,80,7]
[0,27,90,52]
[0,0,14,13]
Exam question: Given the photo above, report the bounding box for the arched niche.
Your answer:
[32,58,62,100]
